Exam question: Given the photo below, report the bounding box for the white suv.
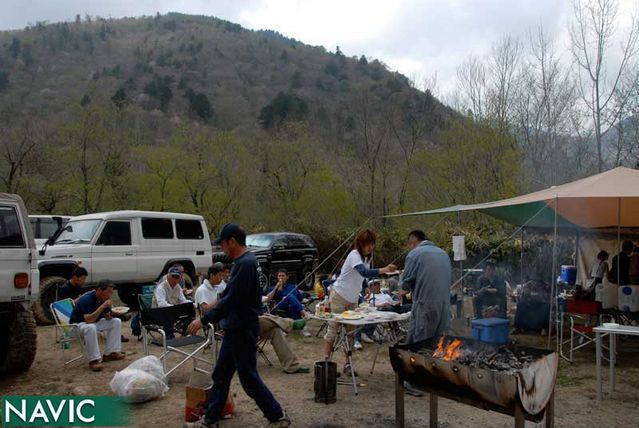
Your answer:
[34,210,212,323]
[0,193,38,373]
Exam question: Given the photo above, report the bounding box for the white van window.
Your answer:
[176,219,205,240]
[55,219,101,244]
[141,218,174,239]
[97,221,132,246]
[0,207,25,247]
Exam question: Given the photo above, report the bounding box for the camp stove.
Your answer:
[390,336,558,428]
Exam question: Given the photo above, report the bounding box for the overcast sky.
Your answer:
[1,0,636,93]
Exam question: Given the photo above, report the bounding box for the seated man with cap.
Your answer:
[153,266,191,338]
[473,259,507,318]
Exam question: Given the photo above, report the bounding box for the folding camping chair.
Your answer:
[140,302,214,376]
[257,336,273,366]
[50,298,87,366]
[560,298,615,362]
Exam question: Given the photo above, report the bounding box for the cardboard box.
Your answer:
[185,373,234,422]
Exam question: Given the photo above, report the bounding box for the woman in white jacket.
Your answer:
[322,229,395,369]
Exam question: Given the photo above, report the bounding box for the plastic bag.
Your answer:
[126,356,166,384]
[110,368,169,403]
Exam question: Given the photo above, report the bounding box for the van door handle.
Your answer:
[196,251,204,256]
[125,252,134,256]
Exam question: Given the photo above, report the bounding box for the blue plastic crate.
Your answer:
[471,317,509,345]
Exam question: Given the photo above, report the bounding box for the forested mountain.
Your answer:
[0,13,521,260]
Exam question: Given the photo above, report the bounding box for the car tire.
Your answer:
[299,265,314,291]
[33,276,67,325]
[117,284,142,309]
[0,305,37,373]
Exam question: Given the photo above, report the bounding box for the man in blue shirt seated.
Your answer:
[263,269,306,320]
[70,280,126,372]
[57,266,89,303]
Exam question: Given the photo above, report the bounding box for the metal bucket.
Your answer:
[314,360,337,404]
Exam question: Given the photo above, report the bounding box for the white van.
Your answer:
[34,210,212,323]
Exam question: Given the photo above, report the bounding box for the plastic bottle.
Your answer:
[62,331,70,349]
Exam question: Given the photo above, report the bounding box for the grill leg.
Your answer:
[395,373,404,428]
[429,393,438,428]
[545,389,555,428]
[514,403,525,428]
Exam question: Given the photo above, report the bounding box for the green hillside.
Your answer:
[0,13,519,258]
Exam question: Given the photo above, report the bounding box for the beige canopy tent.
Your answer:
[387,167,639,231]
[386,167,639,346]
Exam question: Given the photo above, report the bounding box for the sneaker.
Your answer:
[184,418,221,428]
[102,352,126,362]
[264,411,290,427]
[353,340,363,351]
[403,381,423,397]
[89,360,103,372]
[285,366,310,374]
[360,333,374,344]
[301,327,312,337]
[343,363,359,377]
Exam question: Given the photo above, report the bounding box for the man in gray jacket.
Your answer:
[400,230,451,344]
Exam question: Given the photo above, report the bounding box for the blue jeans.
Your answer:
[205,326,283,423]
[274,295,304,320]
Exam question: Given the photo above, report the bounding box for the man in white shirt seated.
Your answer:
[195,263,226,314]
[152,266,191,339]
[367,279,396,308]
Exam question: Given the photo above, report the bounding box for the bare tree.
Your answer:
[0,118,41,194]
[513,25,577,187]
[456,55,487,119]
[487,35,523,132]
[569,0,639,171]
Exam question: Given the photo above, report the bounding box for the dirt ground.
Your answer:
[3,317,639,428]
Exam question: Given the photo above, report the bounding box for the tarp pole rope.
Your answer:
[267,217,372,314]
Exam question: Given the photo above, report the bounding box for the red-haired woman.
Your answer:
[322,229,396,369]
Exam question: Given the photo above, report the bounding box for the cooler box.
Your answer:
[560,265,577,285]
[618,285,639,312]
[471,317,509,345]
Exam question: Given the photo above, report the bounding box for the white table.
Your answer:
[594,325,639,400]
[311,312,411,395]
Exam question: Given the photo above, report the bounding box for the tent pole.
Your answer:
[520,228,525,291]
[617,198,621,284]
[548,197,558,350]
[457,210,463,318]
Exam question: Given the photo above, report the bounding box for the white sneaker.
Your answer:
[302,327,312,337]
[360,333,374,343]
[353,340,363,350]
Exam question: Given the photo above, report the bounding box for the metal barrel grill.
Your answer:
[390,336,558,428]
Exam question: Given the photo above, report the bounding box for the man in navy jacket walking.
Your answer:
[187,224,290,428]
